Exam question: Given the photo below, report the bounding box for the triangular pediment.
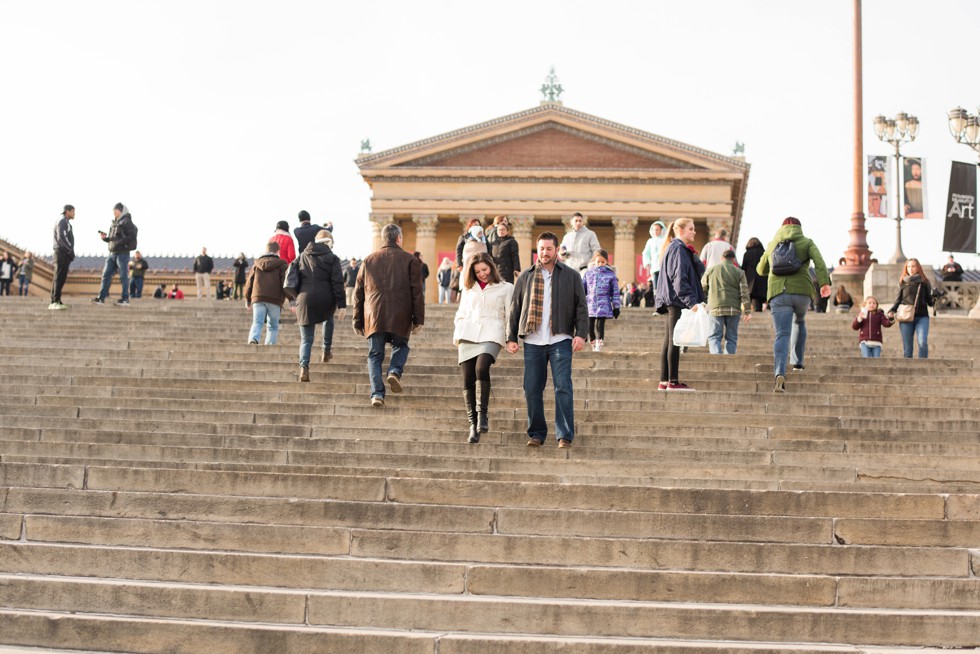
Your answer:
[357,104,748,174]
[396,122,699,170]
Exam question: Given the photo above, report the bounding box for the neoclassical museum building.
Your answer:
[356,101,750,302]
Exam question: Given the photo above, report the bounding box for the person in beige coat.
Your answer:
[353,223,425,407]
[453,252,514,443]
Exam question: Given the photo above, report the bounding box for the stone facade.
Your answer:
[357,103,751,300]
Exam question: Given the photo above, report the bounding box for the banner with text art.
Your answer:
[902,157,927,219]
[867,155,889,217]
[943,161,977,254]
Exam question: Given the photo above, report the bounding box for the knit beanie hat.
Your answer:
[276,220,289,231]
[298,210,311,223]
[782,217,801,226]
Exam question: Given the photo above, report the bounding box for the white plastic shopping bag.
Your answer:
[672,304,710,347]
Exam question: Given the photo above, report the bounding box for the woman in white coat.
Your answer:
[453,252,514,443]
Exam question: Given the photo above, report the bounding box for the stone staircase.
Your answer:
[0,297,979,653]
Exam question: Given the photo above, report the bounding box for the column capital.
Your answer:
[611,216,639,239]
[412,214,440,237]
[705,217,734,238]
[507,215,536,239]
[369,213,396,227]
[458,214,486,226]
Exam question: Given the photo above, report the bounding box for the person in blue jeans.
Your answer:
[245,241,288,346]
[756,217,831,393]
[887,258,934,359]
[353,223,425,407]
[506,232,588,448]
[92,203,137,306]
[289,230,346,382]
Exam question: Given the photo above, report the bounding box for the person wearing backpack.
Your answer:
[756,217,830,393]
[92,203,137,306]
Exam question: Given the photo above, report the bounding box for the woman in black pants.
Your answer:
[654,218,705,391]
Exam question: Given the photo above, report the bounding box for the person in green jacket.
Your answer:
[756,217,831,393]
[701,249,751,355]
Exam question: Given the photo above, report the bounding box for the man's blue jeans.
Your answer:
[129,277,144,298]
[249,303,281,345]
[98,251,130,301]
[523,339,574,443]
[770,293,810,377]
[299,315,335,367]
[860,342,882,358]
[17,276,29,296]
[707,314,740,355]
[367,332,410,400]
[899,316,929,358]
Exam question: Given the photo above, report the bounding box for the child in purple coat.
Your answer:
[582,250,621,352]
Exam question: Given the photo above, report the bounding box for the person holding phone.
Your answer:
[852,296,893,357]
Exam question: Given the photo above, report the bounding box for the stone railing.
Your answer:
[936,281,980,311]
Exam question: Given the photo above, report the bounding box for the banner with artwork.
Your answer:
[867,155,889,217]
[902,157,927,219]
[943,161,977,254]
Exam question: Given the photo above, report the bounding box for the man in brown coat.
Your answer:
[353,223,424,407]
[244,241,288,345]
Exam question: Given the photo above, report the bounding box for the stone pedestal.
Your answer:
[508,215,536,271]
[830,269,868,309]
[862,263,903,309]
[969,296,980,319]
[412,214,439,304]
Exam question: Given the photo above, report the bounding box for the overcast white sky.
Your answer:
[2,0,978,269]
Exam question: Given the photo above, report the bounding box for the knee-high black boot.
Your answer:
[476,380,491,434]
[464,386,479,443]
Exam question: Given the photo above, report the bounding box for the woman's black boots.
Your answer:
[464,386,479,443]
[476,380,491,434]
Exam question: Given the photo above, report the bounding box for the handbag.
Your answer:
[672,304,710,347]
[896,284,920,323]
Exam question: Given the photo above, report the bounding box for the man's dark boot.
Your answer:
[476,380,491,434]
[464,386,479,443]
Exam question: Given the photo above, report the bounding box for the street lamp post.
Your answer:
[872,112,919,264]
[947,106,980,319]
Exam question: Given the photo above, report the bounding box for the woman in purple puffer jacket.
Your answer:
[582,250,621,352]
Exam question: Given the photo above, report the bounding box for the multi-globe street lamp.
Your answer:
[872,112,919,264]
[948,107,980,157]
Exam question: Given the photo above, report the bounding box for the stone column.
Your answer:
[369,213,395,252]
[612,216,639,285]
[412,214,439,305]
[508,215,536,271]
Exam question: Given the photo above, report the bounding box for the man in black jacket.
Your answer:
[49,204,75,310]
[92,203,136,305]
[193,247,214,300]
[506,232,588,448]
[293,210,324,253]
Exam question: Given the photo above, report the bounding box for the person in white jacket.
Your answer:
[559,212,601,272]
[453,252,514,443]
[641,220,667,292]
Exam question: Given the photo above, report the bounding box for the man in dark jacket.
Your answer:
[506,232,588,448]
[92,203,137,305]
[344,257,359,306]
[193,247,214,300]
[128,251,149,299]
[49,204,75,310]
[288,230,346,380]
[245,241,289,346]
[293,210,324,254]
[353,223,424,407]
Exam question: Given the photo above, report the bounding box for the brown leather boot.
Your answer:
[299,366,310,382]
[321,350,332,363]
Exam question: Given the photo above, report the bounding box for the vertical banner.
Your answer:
[902,157,927,219]
[867,155,888,217]
[943,161,977,254]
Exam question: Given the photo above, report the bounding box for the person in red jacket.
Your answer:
[852,295,893,358]
[269,220,296,264]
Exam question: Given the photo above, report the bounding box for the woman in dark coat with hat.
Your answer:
[288,230,346,382]
[740,237,768,311]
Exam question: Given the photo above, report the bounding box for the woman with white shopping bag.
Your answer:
[654,218,706,391]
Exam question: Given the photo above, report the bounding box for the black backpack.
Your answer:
[770,239,802,276]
